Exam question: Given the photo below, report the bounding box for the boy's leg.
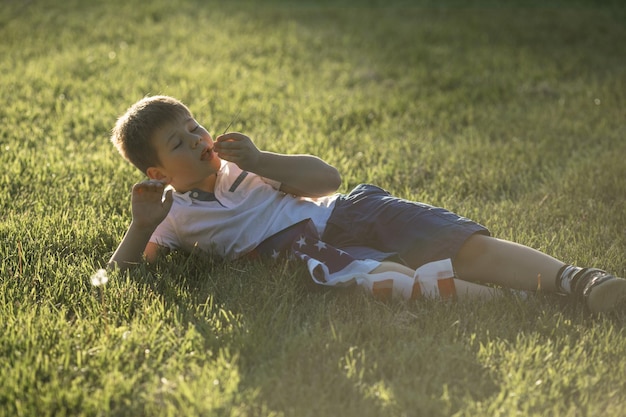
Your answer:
[453,234,563,292]
[453,234,626,313]
[370,261,503,301]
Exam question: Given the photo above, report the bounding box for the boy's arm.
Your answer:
[215,132,342,197]
[107,180,173,270]
[253,151,341,197]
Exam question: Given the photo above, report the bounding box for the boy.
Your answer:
[108,95,626,313]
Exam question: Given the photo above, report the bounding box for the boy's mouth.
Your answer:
[201,147,214,161]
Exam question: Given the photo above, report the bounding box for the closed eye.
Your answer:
[172,140,182,150]
[191,125,200,133]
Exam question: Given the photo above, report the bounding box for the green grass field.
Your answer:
[1,0,626,415]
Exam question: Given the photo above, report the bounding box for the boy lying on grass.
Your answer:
[108,95,626,313]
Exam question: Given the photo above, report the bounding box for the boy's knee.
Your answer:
[454,233,492,267]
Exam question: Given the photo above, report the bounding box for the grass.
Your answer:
[1,0,626,415]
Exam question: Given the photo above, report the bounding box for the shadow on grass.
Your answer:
[130,249,626,415]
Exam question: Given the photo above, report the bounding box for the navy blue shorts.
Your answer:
[321,184,490,269]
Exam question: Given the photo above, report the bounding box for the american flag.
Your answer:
[248,219,457,301]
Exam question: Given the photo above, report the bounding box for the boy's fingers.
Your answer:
[214,142,237,152]
[216,133,235,142]
[133,180,166,196]
[216,132,247,142]
[132,183,147,194]
[162,189,174,210]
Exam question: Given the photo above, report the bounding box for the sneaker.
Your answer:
[573,268,626,313]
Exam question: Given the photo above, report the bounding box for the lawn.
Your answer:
[1,0,625,415]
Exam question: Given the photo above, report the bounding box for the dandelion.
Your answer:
[90,268,109,335]
[90,269,109,287]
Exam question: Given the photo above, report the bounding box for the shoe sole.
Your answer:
[586,277,626,313]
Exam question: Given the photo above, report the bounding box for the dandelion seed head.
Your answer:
[90,269,109,287]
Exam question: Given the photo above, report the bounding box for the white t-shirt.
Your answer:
[150,161,339,259]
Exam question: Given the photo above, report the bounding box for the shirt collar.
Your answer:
[174,188,221,206]
[188,188,219,201]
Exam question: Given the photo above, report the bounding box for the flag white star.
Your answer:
[296,235,307,248]
[271,249,281,260]
[314,240,327,251]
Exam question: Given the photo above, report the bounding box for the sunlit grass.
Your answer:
[1,0,625,415]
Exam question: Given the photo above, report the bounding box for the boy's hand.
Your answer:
[215,132,261,172]
[216,131,341,197]
[130,180,173,230]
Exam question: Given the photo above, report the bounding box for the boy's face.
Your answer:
[147,116,222,193]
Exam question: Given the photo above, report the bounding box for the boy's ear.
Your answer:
[146,166,169,182]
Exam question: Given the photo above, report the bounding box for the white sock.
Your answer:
[556,265,583,294]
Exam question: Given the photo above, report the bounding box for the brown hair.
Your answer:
[111,95,193,174]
